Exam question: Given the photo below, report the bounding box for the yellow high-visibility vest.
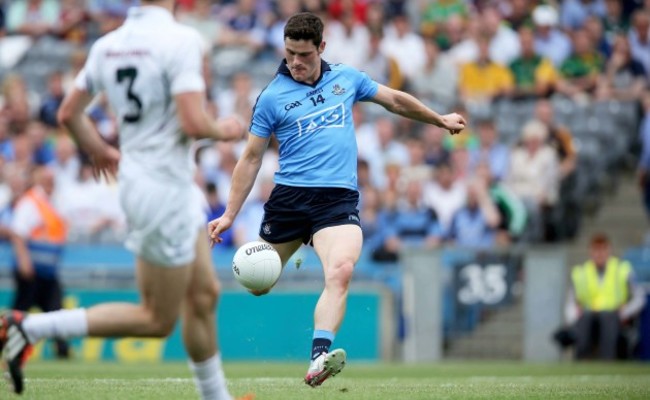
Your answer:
[571,257,631,311]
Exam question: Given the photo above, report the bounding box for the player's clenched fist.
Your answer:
[440,113,466,135]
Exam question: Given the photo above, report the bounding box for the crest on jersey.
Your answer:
[332,84,346,95]
[263,223,272,235]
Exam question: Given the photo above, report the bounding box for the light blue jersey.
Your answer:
[250,60,378,190]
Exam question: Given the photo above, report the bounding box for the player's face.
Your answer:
[284,38,325,84]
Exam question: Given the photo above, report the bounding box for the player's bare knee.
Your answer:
[148,315,178,338]
[187,280,220,317]
[325,260,354,289]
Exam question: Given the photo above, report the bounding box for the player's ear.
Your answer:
[318,41,326,55]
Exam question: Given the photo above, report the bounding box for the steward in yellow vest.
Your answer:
[567,234,646,360]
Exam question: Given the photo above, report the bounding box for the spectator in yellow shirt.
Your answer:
[459,34,514,106]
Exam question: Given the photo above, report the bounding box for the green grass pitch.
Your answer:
[3,361,650,399]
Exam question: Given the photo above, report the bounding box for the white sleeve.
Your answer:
[168,32,206,95]
[10,199,42,239]
[74,43,102,95]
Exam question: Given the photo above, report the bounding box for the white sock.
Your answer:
[188,352,232,400]
[22,308,88,343]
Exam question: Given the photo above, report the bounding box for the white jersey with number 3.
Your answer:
[74,6,209,266]
[75,6,206,184]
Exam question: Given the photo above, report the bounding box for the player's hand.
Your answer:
[91,145,120,182]
[216,116,246,141]
[440,113,466,135]
[208,215,234,247]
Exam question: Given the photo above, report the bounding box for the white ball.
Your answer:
[232,241,282,291]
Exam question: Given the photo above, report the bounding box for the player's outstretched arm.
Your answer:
[368,84,466,135]
[57,88,120,180]
[209,133,269,244]
[175,91,245,141]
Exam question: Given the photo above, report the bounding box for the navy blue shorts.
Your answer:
[259,184,360,245]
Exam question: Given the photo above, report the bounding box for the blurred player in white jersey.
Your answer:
[0,1,249,399]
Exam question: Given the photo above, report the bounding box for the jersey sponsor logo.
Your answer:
[332,84,346,95]
[284,101,303,111]
[296,103,345,136]
[305,87,323,97]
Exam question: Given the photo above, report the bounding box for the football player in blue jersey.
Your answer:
[209,12,466,387]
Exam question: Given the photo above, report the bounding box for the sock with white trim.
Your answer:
[22,308,88,343]
[188,352,232,400]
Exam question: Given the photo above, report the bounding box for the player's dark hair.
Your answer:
[284,12,324,47]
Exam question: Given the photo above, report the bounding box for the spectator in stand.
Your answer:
[504,0,533,31]
[509,27,558,99]
[535,100,577,182]
[422,124,451,168]
[5,0,60,38]
[597,34,647,102]
[424,162,467,232]
[584,15,612,58]
[357,116,409,190]
[364,0,386,35]
[56,0,90,45]
[474,162,527,245]
[56,162,125,244]
[267,0,301,58]
[445,177,501,249]
[213,0,267,73]
[177,0,224,50]
[480,6,521,66]
[39,71,65,128]
[359,185,388,262]
[638,91,650,223]
[419,0,468,37]
[327,0,367,23]
[557,28,605,99]
[458,34,514,107]
[380,177,442,261]
[204,182,233,247]
[532,5,572,68]
[215,71,259,123]
[628,9,650,82]
[87,0,138,35]
[561,0,607,30]
[565,233,646,360]
[25,120,54,165]
[380,11,427,82]
[505,119,560,242]
[468,118,510,182]
[322,10,370,70]
[411,39,458,113]
[360,30,404,90]
[3,133,34,176]
[603,0,630,47]
[48,134,80,187]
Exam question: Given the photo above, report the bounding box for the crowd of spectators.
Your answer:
[0,0,649,262]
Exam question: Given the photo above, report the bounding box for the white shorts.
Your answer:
[119,178,206,267]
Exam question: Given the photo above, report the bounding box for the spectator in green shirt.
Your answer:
[509,27,558,99]
[557,28,605,98]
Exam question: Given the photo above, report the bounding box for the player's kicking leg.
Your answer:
[305,224,362,387]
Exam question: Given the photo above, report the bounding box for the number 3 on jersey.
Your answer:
[116,67,143,123]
